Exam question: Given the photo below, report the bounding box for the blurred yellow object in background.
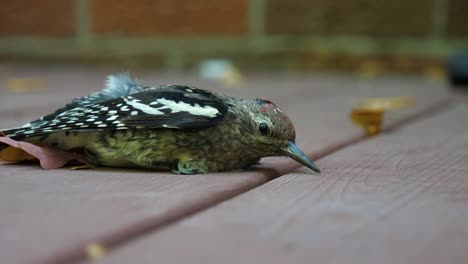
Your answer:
[423,65,447,81]
[351,96,413,136]
[351,108,384,136]
[0,145,36,162]
[357,96,413,110]
[358,59,385,79]
[199,60,243,87]
[6,78,48,93]
[85,243,107,259]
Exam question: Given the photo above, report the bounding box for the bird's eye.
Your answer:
[258,122,270,136]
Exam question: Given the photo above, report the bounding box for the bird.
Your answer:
[0,73,321,174]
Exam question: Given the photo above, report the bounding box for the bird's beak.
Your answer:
[280,141,321,173]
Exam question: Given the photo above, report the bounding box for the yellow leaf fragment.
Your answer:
[7,78,48,93]
[221,68,243,86]
[85,242,107,259]
[350,96,413,136]
[358,96,413,111]
[0,136,90,169]
[0,146,37,161]
[350,108,384,136]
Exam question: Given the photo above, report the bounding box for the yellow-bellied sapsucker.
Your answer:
[0,74,320,174]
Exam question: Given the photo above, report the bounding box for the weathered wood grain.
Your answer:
[0,66,451,263]
[93,100,468,264]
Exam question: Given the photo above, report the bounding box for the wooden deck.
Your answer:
[0,65,465,264]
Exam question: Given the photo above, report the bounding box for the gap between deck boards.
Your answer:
[45,97,453,264]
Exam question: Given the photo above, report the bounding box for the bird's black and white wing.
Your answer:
[4,75,228,138]
[30,73,145,124]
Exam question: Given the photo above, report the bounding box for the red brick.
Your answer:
[266,0,326,34]
[92,0,248,36]
[0,0,75,37]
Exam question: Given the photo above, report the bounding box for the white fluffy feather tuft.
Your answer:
[103,73,142,97]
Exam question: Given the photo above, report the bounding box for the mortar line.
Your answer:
[431,0,448,41]
[74,0,92,49]
[248,0,266,49]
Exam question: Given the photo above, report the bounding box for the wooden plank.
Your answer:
[0,66,451,263]
[92,99,468,264]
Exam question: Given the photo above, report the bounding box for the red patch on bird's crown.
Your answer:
[262,99,276,106]
[258,98,277,112]
[258,98,290,124]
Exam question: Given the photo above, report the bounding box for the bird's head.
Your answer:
[239,98,321,173]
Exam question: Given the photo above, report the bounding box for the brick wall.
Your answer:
[447,0,468,36]
[266,0,433,36]
[0,0,467,71]
[0,0,75,36]
[91,0,248,35]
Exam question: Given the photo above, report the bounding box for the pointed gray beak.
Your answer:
[281,141,321,173]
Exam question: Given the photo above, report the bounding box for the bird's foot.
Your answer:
[172,160,207,175]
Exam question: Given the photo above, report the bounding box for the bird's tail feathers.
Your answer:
[0,127,32,140]
[0,126,31,151]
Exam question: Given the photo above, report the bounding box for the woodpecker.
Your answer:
[0,74,321,174]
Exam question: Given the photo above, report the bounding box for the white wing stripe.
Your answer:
[125,97,219,117]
